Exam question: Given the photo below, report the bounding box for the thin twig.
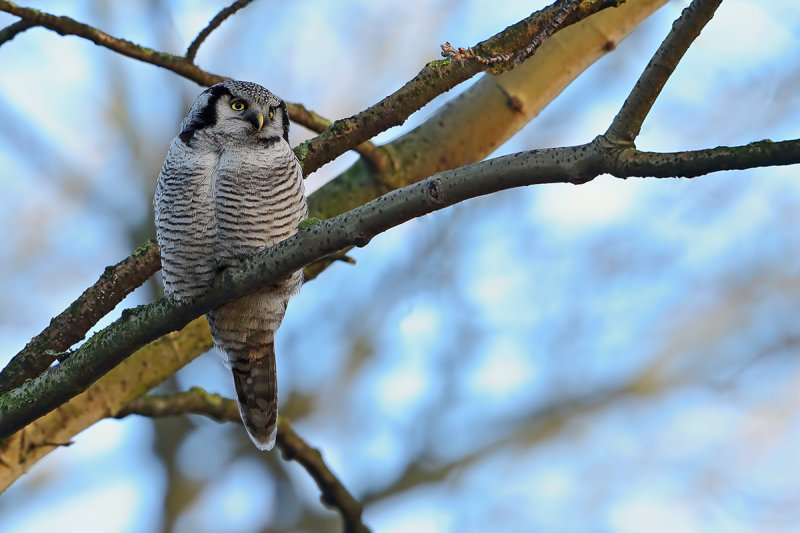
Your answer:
[118,388,370,533]
[440,0,583,66]
[185,0,256,62]
[279,420,370,533]
[0,241,162,396]
[0,19,34,45]
[605,0,724,142]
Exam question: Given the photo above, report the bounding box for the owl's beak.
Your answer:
[246,111,264,131]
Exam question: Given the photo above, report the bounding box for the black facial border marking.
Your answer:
[279,101,290,142]
[179,84,232,146]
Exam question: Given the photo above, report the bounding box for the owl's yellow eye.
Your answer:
[268,108,275,119]
[231,101,245,111]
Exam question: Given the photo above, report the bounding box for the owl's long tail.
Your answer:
[207,290,286,451]
[230,346,278,450]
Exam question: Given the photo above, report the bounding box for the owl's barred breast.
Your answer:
[214,140,307,263]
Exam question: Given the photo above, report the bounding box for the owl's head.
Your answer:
[178,81,289,146]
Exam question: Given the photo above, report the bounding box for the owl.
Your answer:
[154,81,307,450]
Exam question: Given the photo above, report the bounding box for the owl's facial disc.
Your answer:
[227,97,264,132]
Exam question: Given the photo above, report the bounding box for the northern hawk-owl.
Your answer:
[154,81,307,450]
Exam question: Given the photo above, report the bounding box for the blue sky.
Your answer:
[1,1,800,532]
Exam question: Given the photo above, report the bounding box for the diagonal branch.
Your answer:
[0,317,212,491]
[0,239,351,395]
[0,19,34,45]
[2,136,799,437]
[278,421,369,533]
[440,0,583,65]
[0,241,161,396]
[185,0,256,62]
[290,103,391,173]
[118,388,370,533]
[605,0,724,142]
[294,0,621,174]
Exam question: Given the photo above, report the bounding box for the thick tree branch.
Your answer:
[606,0,723,142]
[2,137,799,437]
[119,388,370,533]
[0,239,346,394]
[185,0,255,62]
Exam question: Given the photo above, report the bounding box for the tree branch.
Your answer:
[0,1,227,87]
[0,238,347,395]
[0,241,161,396]
[290,103,392,173]
[606,0,723,142]
[277,422,369,533]
[2,136,798,437]
[185,0,256,62]
[118,388,370,533]
[312,0,667,219]
[0,317,212,491]
[440,0,584,65]
[0,19,33,45]
[294,0,621,174]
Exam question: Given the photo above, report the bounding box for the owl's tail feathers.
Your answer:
[230,345,278,451]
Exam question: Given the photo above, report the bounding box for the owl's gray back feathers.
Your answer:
[154,81,307,450]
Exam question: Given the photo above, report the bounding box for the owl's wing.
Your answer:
[154,137,218,300]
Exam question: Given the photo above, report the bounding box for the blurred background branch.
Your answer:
[184,0,256,63]
[120,387,370,533]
